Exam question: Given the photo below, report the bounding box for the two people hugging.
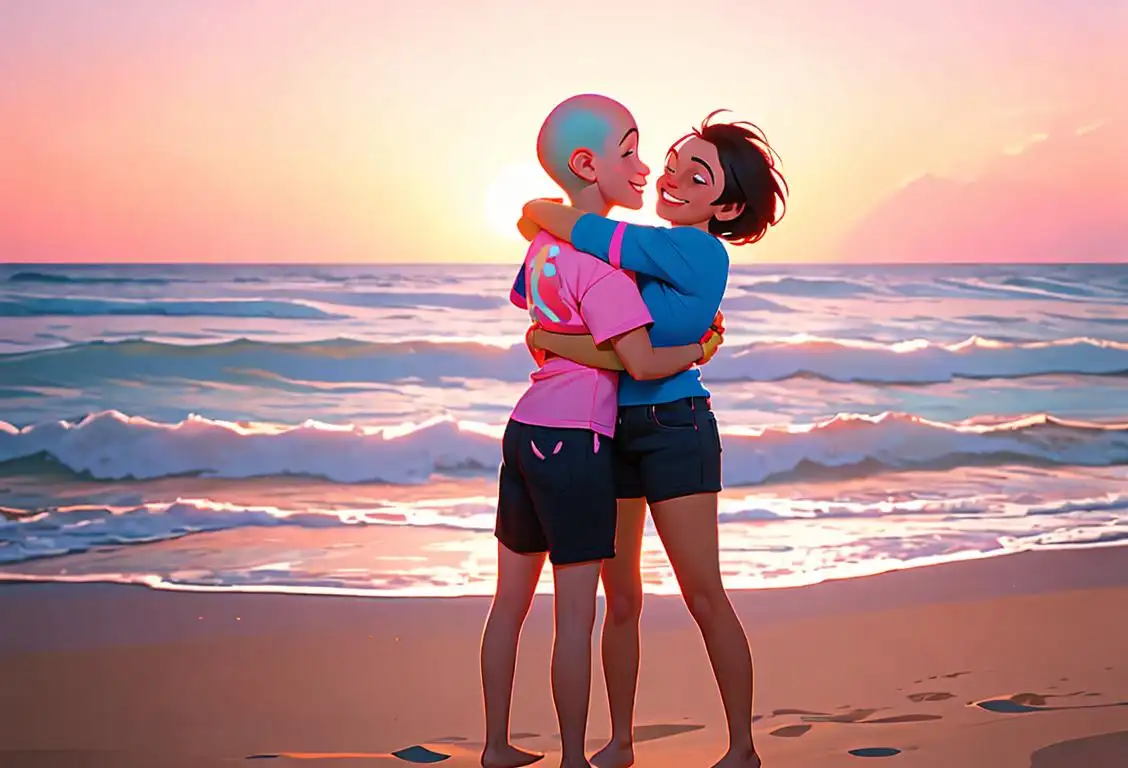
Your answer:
[481,94,787,768]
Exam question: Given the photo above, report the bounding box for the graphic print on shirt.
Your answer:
[526,242,573,324]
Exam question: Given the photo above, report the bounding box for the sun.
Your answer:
[482,162,562,241]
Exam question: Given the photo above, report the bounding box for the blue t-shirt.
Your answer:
[510,213,729,406]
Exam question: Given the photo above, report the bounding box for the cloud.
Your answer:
[838,118,1128,262]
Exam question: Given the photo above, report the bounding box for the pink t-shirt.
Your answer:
[510,230,651,437]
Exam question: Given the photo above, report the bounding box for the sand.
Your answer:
[2,547,1127,767]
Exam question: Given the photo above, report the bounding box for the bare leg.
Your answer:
[551,559,603,768]
[481,543,547,768]
[591,498,647,768]
[651,494,760,768]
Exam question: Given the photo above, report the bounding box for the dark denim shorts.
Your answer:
[495,419,617,565]
[612,396,723,503]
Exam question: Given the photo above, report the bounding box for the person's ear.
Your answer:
[714,202,745,222]
[568,149,598,184]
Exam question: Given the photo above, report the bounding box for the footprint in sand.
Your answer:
[767,722,907,759]
[973,691,1128,715]
[769,674,968,757]
[848,747,902,757]
[906,691,956,703]
[763,707,926,759]
[911,670,971,685]
[766,706,941,738]
[801,708,940,725]
[390,746,452,764]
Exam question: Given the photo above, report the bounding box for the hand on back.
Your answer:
[697,310,725,365]
[525,323,548,367]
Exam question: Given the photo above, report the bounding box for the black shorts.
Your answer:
[613,396,723,503]
[495,419,617,566]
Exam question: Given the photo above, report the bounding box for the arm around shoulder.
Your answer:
[583,224,726,293]
[522,202,584,243]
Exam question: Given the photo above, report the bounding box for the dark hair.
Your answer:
[693,110,788,245]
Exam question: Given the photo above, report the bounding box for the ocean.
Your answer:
[2,261,1127,597]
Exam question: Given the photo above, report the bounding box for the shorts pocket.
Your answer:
[519,427,600,493]
[649,400,697,431]
[700,410,723,455]
[698,411,723,488]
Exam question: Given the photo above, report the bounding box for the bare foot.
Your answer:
[710,747,762,768]
[590,740,634,768]
[481,743,545,768]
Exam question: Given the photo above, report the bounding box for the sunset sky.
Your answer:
[1,0,1124,264]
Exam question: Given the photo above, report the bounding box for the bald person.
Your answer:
[478,94,719,768]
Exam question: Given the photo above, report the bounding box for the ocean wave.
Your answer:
[293,289,509,311]
[740,276,873,298]
[0,495,496,564]
[1,410,1125,486]
[7,271,172,286]
[0,337,525,387]
[0,297,344,320]
[3,485,1126,567]
[706,335,1128,382]
[715,491,1128,524]
[0,499,401,564]
[3,335,1127,390]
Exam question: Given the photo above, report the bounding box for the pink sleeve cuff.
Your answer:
[608,222,628,269]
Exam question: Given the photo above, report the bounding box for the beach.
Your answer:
[3,263,1128,765]
[3,546,1127,767]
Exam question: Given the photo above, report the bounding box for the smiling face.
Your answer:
[655,135,732,226]
[589,122,651,210]
[536,95,650,212]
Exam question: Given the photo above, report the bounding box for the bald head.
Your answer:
[537,94,635,195]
